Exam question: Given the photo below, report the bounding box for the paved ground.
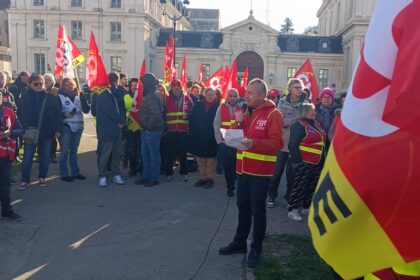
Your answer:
[0,117,308,280]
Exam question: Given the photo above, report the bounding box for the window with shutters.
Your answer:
[33,20,45,38]
[34,53,46,74]
[110,22,121,41]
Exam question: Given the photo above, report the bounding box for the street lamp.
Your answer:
[162,0,190,64]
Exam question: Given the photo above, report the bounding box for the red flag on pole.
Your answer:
[169,35,176,79]
[163,42,174,88]
[198,63,204,83]
[241,66,249,87]
[204,67,226,89]
[293,58,320,101]
[127,71,143,132]
[85,32,109,92]
[180,53,187,92]
[140,59,146,78]
[309,1,420,279]
[223,60,238,100]
[55,24,85,78]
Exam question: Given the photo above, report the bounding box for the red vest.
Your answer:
[298,120,326,165]
[165,94,192,132]
[220,103,242,129]
[236,106,278,177]
[0,106,17,161]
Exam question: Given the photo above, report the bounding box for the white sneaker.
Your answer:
[301,208,310,216]
[183,175,189,182]
[288,209,303,222]
[98,177,107,187]
[113,175,125,185]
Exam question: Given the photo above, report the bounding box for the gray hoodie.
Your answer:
[277,94,305,152]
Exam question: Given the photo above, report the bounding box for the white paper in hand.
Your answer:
[220,128,246,150]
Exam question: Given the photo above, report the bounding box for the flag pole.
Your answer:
[73,66,81,92]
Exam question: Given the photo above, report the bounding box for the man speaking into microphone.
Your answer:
[218,78,284,268]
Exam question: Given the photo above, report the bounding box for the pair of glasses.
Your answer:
[32,82,43,87]
[292,86,302,89]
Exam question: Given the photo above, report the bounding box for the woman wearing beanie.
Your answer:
[315,87,339,148]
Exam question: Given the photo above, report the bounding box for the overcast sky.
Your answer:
[188,0,323,33]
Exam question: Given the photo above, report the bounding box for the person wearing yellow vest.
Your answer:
[218,78,284,269]
[213,88,242,197]
[287,102,326,222]
[163,79,193,182]
[123,78,141,177]
[0,92,25,221]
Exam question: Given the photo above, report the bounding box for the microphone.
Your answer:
[241,103,248,113]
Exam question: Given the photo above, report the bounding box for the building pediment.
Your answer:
[221,14,279,35]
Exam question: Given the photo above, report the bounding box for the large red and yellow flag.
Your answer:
[294,58,319,101]
[180,53,187,92]
[55,24,85,78]
[85,32,109,93]
[309,1,420,279]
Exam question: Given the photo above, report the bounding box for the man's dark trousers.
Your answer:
[233,174,270,252]
[0,157,12,215]
[220,143,237,189]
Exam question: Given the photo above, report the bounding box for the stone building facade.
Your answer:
[6,0,377,91]
[7,0,190,79]
[317,0,376,89]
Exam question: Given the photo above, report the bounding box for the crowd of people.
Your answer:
[0,68,345,268]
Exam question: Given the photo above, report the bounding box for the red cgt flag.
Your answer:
[204,67,226,89]
[294,58,319,101]
[309,1,420,279]
[241,66,249,88]
[85,32,109,92]
[197,63,203,83]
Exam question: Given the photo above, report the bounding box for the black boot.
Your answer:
[218,242,247,255]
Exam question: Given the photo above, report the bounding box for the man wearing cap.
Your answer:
[267,88,281,106]
[163,79,193,182]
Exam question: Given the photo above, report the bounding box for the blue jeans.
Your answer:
[141,130,162,181]
[234,174,270,252]
[59,125,83,177]
[22,138,52,183]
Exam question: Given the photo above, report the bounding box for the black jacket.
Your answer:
[21,90,61,140]
[8,78,28,120]
[188,101,219,157]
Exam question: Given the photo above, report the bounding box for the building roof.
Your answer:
[158,29,223,49]
[0,0,9,9]
[278,35,343,54]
